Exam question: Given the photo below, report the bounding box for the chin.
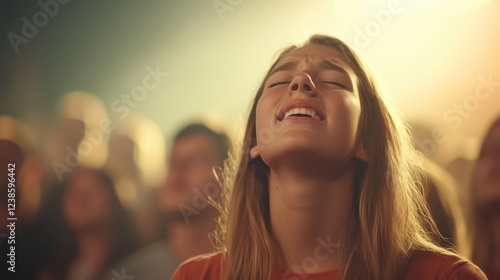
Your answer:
[277,135,323,151]
[261,141,325,164]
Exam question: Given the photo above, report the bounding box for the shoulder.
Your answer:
[406,252,487,280]
[171,252,223,280]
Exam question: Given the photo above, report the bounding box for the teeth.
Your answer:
[283,107,321,120]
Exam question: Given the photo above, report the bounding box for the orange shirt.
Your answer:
[171,251,487,280]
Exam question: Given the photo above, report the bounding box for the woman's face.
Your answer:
[472,121,500,210]
[63,170,113,231]
[255,44,361,170]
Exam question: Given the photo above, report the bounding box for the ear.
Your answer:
[355,144,367,162]
[249,146,260,159]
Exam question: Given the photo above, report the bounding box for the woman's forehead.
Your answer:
[282,44,347,62]
[275,44,354,75]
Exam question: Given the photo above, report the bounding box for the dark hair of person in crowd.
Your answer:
[34,168,139,280]
[173,122,230,163]
[470,116,500,279]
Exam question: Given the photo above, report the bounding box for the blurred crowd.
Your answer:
[0,91,499,279]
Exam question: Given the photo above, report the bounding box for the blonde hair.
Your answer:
[213,35,448,280]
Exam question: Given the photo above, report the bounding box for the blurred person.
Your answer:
[103,133,142,210]
[133,187,165,245]
[42,117,86,189]
[105,135,138,179]
[172,35,486,279]
[0,115,42,220]
[43,92,110,187]
[17,178,68,280]
[1,117,45,278]
[422,158,471,258]
[446,156,475,191]
[470,116,500,279]
[103,114,166,211]
[112,122,230,279]
[33,168,139,280]
[410,121,471,257]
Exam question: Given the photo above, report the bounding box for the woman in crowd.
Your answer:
[470,117,500,279]
[36,168,139,280]
[172,34,486,280]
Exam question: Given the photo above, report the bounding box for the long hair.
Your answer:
[470,117,500,270]
[44,168,139,279]
[213,35,447,280]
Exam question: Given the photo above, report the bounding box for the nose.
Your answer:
[288,73,316,96]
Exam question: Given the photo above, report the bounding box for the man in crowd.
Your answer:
[113,122,230,279]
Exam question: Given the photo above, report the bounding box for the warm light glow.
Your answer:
[112,113,166,188]
[57,91,109,169]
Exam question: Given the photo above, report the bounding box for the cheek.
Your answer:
[63,195,85,224]
[188,168,209,186]
[255,93,280,139]
[328,95,361,138]
[255,96,267,128]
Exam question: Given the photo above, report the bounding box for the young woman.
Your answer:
[470,117,500,279]
[35,168,139,280]
[171,35,487,280]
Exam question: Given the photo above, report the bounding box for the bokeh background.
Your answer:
[1,0,499,229]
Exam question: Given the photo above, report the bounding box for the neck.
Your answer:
[168,207,218,262]
[269,162,355,273]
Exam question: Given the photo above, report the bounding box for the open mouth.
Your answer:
[278,107,322,121]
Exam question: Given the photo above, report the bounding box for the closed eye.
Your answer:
[322,81,347,89]
[269,81,291,88]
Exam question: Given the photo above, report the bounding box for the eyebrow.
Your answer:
[266,59,352,80]
[267,61,297,78]
[320,60,351,76]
